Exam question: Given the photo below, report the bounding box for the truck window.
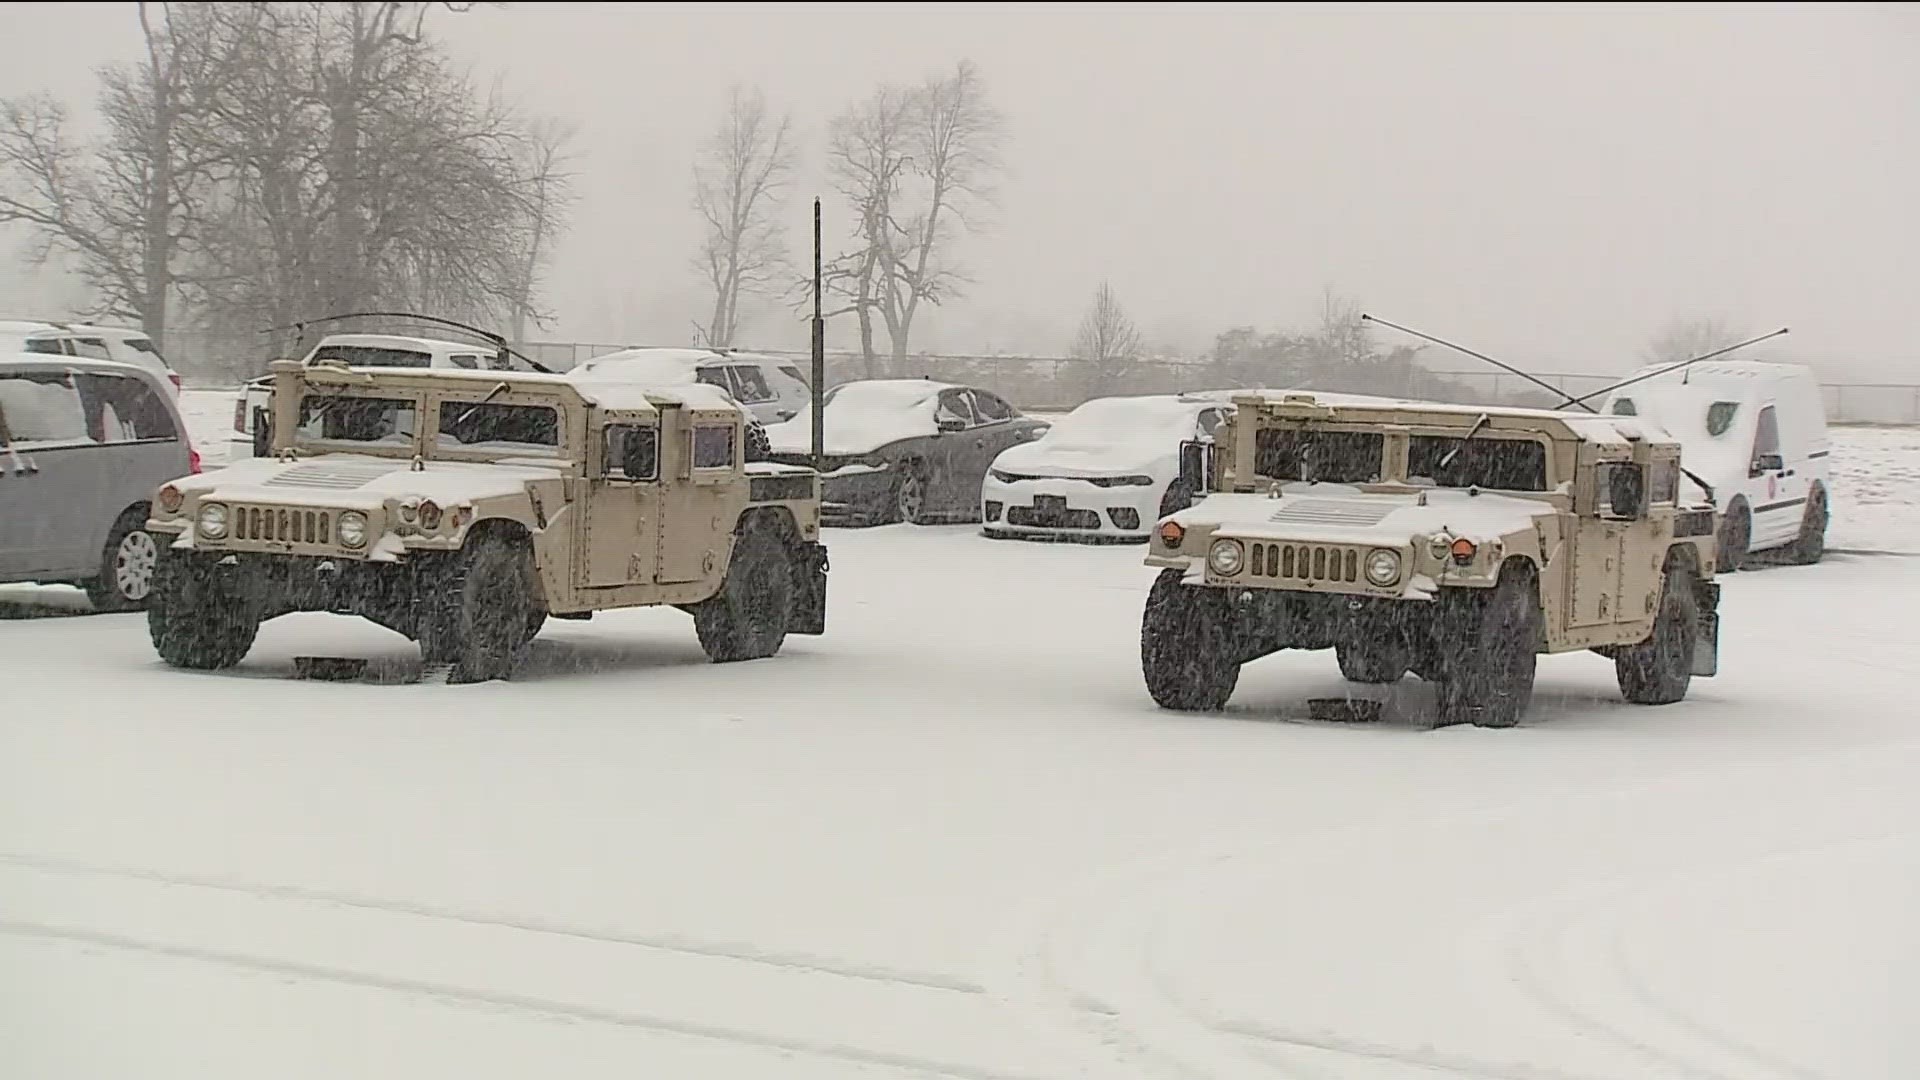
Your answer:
[692,424,736,469]
[1408,435,1547,491]
[310,345,433,368]
[298,395,417,447]
[604,424,659,481]
[437,401,560,456]
[1650,460,1679,503]
[1254,429,1383,484]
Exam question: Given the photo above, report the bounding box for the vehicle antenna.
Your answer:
[1562,327,1790,411]
[1359,313,1596,412]
[259,311,558,374]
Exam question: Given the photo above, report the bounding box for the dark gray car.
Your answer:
[0,354,196,610]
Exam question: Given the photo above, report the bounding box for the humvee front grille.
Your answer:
[231,505,333,545]
[1247,542,1361,584]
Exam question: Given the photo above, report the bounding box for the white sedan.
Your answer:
[981,392,1233,542]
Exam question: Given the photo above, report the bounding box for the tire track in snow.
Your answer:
[0,918,1037,1080]
[1215,1019,1609,1080]
[0,850,983,995]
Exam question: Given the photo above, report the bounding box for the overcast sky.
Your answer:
[2,2,1916,379]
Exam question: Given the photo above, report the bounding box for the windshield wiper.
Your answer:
[1439,413,1490,471]
[449,382,511,429]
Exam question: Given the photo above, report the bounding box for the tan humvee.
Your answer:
[1141,390,1721,727]
[144,358,828,682]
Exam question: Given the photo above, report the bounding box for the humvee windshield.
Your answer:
[1407,435,1548,491]
[297,394,417,448]
[436,401,560,457]
[1254,428,1384,484]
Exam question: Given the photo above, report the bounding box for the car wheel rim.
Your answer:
[116,530,159,600]
[899,477,923,520]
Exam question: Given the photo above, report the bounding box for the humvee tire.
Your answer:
[1337,640,1409,684]
[148,551,260,670]
[1783,484,1828,566]
[1616,564,1699,705]
[1436,563,1540,728]
[1141,568,1240,711]
[693,529,795,662]
[419,531,537,684]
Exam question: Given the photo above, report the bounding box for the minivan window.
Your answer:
[0,372,90,446]
[22,338,67,355]
[82,372,177,442]
[70,338,112,360]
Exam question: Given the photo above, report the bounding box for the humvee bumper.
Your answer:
[791,541,829,635]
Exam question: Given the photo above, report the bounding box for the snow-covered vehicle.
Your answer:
[1141,390,1723,727]
[1601,359,1831,569]
[980,391,1234,541]
[147,357,829,683]
[568,347,812,428]
[0,319,185,398]
[764,379,1049,526]
[229,332,546,460]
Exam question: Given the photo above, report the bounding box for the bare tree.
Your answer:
[0,2,260,349]
[504,117,575,346]
[1071,281,1142,395]
[692,85,793,349]
[1644,315,1739,364]
[816,61,1007,376]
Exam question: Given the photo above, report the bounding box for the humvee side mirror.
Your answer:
[1606,464,1646,520]
[251,407,272,458]
[1178,439,1210,493]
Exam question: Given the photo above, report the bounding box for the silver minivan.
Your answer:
[0,353,197,610]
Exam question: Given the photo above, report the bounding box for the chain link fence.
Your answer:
[162,329,1920,426]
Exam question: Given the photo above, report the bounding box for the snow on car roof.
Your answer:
[309,333,483,356]
[1040,394,1218,449]
[767,378,957,456]
[569,347,727,384]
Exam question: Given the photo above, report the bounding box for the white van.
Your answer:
[1602,360,1831,568]
[567,347,812,428]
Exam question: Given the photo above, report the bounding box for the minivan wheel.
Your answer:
[85,506,159,612]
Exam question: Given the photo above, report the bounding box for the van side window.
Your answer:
[1706,401,1739,437]
[1752,405,1783,471]
[0,372,91,446]
[1611,399,1637,416]
[81,372,178,443]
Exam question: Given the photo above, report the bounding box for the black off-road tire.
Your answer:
[147,551,260,670]
[1337,640,1410,684]
[1435,563,1541,728]
[693,530,795,663]
[1783,484,1828,566]
[1141,569,1241,711]
[1717,499,1751,572]
[1616,564,1700,705]
[85,505,160,612]
[745,420,772,463]
[418,532,538,684]
[892,461,932,526]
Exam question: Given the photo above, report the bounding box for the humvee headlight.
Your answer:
[196,502,229,540]
[418,500,443,530]
[158,484,185,514]
[1365,548,1402,587]
[1207,538,1245,577]
[337,511,369,549]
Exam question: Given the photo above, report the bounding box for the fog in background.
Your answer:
[2,1,1915,379]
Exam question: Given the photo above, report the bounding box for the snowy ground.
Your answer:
[2,395,1916,1080]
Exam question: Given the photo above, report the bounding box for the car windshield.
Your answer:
[296,394,418,448]
[1041,398,1204,450]
[1253,427,1384,483]
[1407,434,1549,491]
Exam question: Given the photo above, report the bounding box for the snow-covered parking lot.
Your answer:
[2,396,1916,1080]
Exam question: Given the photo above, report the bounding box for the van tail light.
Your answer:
[189,447,203,474]
[232,399,247,433]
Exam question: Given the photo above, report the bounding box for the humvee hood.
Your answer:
[175,454,562,508]
[1177,484,1552,546]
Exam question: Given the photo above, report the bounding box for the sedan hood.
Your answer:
[992,439,1169,480]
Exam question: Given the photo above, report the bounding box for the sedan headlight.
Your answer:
[336,511,369,549]
[1365,548,1402,587]
[1207,538,1245,577]
[1089,474,1155,488]
[988,468,1018,484]
[196,502,229,540]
